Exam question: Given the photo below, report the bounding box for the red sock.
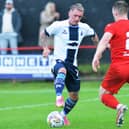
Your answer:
[101,94,119,109]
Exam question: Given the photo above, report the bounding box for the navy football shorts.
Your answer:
[52,60,80,92]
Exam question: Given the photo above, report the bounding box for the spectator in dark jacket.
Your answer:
[0,0,22,54]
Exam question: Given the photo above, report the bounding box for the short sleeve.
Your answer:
[104,23,115,35]
[83,24,95,37]
[45,21,59,36]
[87,27,95,36]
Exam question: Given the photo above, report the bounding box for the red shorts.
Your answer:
[101,62,129,94]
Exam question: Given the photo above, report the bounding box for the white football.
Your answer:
[47,111,64,128]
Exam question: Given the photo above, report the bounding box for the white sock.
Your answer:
[60,110,66,117]
[56,95,62,100]
[116,104,123,110]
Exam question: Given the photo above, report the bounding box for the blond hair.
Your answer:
[45,2,56,12]
[70,3,84,12]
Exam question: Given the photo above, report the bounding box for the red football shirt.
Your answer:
[105,19,129,63]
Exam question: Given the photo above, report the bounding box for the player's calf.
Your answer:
[54,72,66,107]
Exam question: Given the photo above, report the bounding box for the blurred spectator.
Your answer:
[38,2,60,47]
[0,0,22,55]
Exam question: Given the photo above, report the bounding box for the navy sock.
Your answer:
[63,97,78,115]
[54,72,66,96]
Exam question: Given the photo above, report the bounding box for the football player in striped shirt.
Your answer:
[41,3,99,125]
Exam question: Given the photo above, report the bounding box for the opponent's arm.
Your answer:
[92,32,112,72]
[40,30,51,57]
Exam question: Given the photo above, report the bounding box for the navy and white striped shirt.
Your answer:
[45,20,95,66]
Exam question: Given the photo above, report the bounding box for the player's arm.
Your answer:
[41,21,58,57]
[85,24,99,45]
[92,32,113,72]
[40,30,51,57]
[91,33,99,46]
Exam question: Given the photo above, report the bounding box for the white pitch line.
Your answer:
[0,98,99,111]
[0,89,98,94]
[0,90,54,94]
[0,87,128,94]
[0,94,128,111]
[0,103,54,111]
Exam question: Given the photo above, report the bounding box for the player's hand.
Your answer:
[42,47,51,58]
[92,57,100,72]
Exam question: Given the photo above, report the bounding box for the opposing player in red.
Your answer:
[92,0,128,127]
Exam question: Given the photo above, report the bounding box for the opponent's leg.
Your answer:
[99,86,128,127]
[99,87,119,109]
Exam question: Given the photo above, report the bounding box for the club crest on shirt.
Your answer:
[62,29,67,34]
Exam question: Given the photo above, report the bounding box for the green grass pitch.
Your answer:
[0,81,128,129]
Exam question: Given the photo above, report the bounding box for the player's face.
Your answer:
[68,9,84,25]
[46,3,56,13]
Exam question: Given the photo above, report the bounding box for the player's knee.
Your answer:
[99,87,104,100]
[55,71,66,85]
[99,86,112,101]
[69,92,79,101]
[58,67,67,74]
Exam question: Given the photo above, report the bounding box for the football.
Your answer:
[47,111,64,128]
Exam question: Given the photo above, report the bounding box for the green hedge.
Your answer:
[78,63,109,76]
